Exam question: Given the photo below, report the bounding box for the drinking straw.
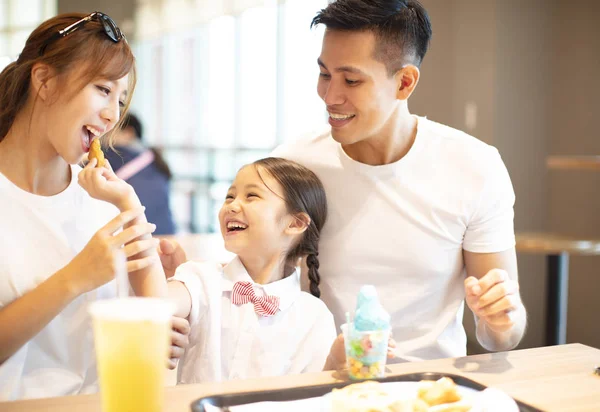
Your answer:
[346,311,352,334]
[114,249,128,298]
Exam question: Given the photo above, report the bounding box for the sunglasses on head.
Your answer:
[39,12,124,56]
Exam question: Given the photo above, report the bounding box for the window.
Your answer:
[0,0,56,70]
[132,0,328,233]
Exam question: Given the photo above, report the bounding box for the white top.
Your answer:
[0,165,119,400]
[172,256,336,383]
[272,116,516,360]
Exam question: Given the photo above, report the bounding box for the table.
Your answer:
[516,233,600,346]
[2,344,599,412]
[526,155,600,345]
[546,156,600,171]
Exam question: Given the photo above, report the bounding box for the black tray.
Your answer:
[191,372,544,411]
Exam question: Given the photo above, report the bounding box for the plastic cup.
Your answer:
[89,298,175,412]
[341,323,390,380]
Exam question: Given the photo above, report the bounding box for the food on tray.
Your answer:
[346,285,391,380]
[88,138,105,167]
[331,380,428,412]
[330,378,472,412]
[418,377,462,405]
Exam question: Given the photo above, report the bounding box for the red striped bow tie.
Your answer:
[231,281,280,317]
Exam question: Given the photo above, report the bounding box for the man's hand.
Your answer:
[465,268,523,334]
[158,238,187,279]
[167,315,190,370]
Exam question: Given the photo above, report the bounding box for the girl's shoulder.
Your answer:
[171,260,226,301]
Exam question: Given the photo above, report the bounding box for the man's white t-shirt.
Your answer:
[172,256,336,383]
[272,116,516,360]
[0,165,119,400]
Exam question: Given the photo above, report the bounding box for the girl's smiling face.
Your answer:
[219,165,295,259]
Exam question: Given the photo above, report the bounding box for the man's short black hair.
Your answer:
[311,0,432,75]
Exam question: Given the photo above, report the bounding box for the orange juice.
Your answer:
[90,298,174,412]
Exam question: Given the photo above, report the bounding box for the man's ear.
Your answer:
[30,63,56,102]
[285,212,311,236]
[395,64,420,100]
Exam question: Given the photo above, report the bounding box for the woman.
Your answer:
[0,12,186,401]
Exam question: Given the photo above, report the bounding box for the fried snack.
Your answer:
[88,138,105,167]
[408,399,430,412]
[331,381,426,412]
[417,378,462,406]
[427,400,472,412]
[329,378,472,412]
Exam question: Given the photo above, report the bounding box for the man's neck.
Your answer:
[342,109,418,166]
[0,110,71,196]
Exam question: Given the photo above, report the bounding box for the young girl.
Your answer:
[80,157,341,382]
[0,13,184,400]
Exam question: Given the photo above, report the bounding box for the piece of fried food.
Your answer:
[330,378,472,412]
[417,378,462,406]
[88,138,105,167]
[331,381,427,412]
[427,399,472,412]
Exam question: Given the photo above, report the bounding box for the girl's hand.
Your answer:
[327,333,346,370]
[78,158,140,211]
[324,333,397,371]
[60,207,157,295]
[387,335,397,359]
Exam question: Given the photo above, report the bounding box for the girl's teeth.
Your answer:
[227,222,247,229]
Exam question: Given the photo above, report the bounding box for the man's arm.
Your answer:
[463,247,527,352]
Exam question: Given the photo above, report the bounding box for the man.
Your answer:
[273,0,526,360]
[162,0,526,361]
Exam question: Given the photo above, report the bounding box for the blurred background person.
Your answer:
[106,113,176,235]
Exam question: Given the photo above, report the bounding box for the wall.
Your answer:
[57,0,135,38]
[414,0,599,352]
[548,0,600,347]
[493,0,553,350]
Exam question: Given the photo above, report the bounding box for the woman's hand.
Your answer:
[78,158,140,211]
[60,207,157,295]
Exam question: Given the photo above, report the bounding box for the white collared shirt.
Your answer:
[172,257,336,384]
